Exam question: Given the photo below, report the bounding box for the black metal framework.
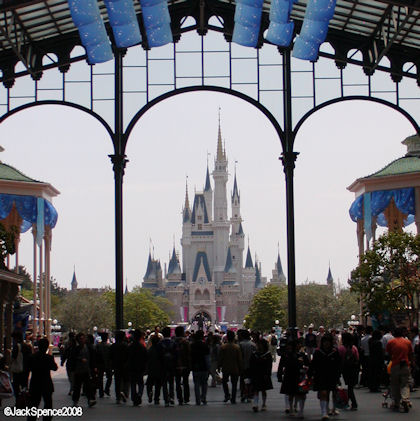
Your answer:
[0,1,420,330]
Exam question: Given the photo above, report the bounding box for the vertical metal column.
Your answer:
[110,48,128,331]
[281,48,298,332]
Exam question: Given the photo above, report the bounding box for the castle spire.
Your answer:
[326,263,333,286]
[217,108,224,161]
[204,164,211,191]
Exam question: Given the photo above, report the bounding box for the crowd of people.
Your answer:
[3,323,420,420]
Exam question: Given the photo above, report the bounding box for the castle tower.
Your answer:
[212,112,230,284]
[230,171,244,273]
[181,179,192,275]
[203,164,213,222]
[270,252,286,286]
[326,264,334,286]
[71,268,78,291]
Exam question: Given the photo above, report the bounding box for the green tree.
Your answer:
[0,222,17,269]
[124,290,170,329]
[56,289,114,332]
[296,283,359,328]
[350,231,420,327]
[244,284,287,332]
[14,265,32,290]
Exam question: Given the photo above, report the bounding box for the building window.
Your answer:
[198,224,202,230]
[197,215,202,221]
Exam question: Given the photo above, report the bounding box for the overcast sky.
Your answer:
[0,34,418,293]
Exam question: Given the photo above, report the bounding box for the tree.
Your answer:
[296,283,359,328]
[244,284,287,332]
[103,288,172,329]
[56,289,114,332]
[14,265,32,290]
[350,231,420,327]
[0,222,17,269]
[124,290,170,329]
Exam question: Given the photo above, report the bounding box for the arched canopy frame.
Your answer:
[0,1,419,331]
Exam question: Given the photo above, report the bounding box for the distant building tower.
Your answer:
[71,269,78,291]
[270,253,286,286]
[326,265,334,286]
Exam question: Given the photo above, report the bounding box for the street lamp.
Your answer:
[127,321,132,329]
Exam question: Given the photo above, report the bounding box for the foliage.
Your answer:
[103,288,172,329]
[14,265,33,290]
[296,282,359,328]
[20,288,34,301]
[56,289,114,333]
[0,223,18,269]
[50,277,68,298]
[124,289,170,329]
[244,284,287,332]
[350,231,420,327]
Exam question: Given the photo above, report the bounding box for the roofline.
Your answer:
[0,179,60,200]
[347,171,420,195]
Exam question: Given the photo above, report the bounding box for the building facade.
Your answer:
[141,118,286,324]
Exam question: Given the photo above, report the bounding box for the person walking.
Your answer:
[190,330,210,405]
[278,339,309,418]
[218,330,242,404]
[386,327,414,412]
[338,332,359,410]
[159,326,177,407]
[304,325,317,360]
[110,330,130,404]
[249,338,273,412]
[360,326,372,387]
[27,338,57,421]
[128,329,148,406]
[238,329,256,403]
[208,333,221,387]
[60,332,76,396]
[146,334,163,405]
[95,331,112,398]
[173,325,191,405]
[69,333,97,407]
[368,329,385,392]
[10,331,32,403]
[309,334,341,420]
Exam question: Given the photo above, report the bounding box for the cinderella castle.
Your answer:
[141,116,286,325]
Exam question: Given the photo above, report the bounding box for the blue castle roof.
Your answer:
[191,193,209,224]
[192,251,212,282]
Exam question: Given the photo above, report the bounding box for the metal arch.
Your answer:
[292,95,420,144]
[123,85,286,154]
[0,100,115,145]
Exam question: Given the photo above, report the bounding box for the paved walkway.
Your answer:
[1,359,419,420]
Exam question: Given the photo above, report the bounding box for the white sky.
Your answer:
[0,37,418,292]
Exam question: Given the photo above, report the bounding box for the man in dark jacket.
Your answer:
[69,332,97,407]
[128,329,148,406]
[146,334,163,404]
[218,330,242,404]
[95,332,112,397]
[173,325,191,405]
[158,326,177,406]
[27,338,57,421]
[110,330,130,404]
[191,330,210,405]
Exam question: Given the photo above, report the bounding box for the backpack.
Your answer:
[270,335,278,346]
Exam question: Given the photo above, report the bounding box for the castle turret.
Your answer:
[271,252,286,286]
[212,112,230,284]
[230,171,244,272]
[203,164,213,221]
[326,265,334,286]
[71,269,78,291]
[181,179,192,274]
